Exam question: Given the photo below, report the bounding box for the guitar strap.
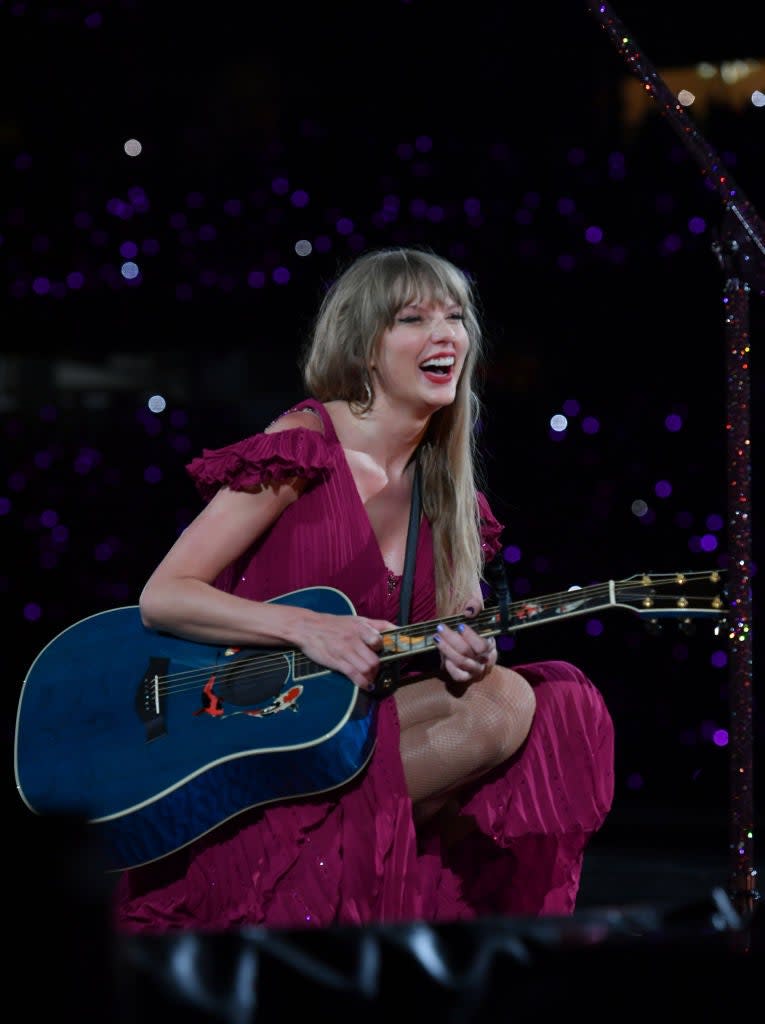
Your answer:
[398,452,510,632]
[397,448,421,628]
[368,451,421,698]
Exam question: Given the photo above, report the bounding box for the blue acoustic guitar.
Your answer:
[14,571,727,871]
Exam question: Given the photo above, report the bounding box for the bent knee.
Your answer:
[480,665,537,764]
[493,665,536,716]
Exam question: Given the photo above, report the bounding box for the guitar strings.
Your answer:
[154,606,497,698]
[152,573,722,697]
[145,572,723,699]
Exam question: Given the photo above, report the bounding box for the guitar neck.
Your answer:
[293,571,727,678]
[376,582,620,665]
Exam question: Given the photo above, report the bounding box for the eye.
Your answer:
[397,315,422,324]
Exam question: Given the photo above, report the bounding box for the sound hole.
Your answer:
[213,653,290,707]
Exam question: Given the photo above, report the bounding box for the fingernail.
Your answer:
[457,623,466,633]
[432,634,441,644]
[466,605,475,614]
[436,623,445,633]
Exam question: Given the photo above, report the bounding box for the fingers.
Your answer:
[298,614,391,692]
[358,617,397,650]
[437,621,494,659]
[341,620,386,687]
[362,628,383,648]
[327,644,379,691]
[346,618,396,646]
[433,621,497,683]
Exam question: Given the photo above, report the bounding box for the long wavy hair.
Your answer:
[301,246,489,615]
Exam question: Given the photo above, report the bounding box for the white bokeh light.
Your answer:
[147,394,167,413]
[550,413,568,433]
[631,499,649,518]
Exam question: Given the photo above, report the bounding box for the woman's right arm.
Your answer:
[138,479,394,691]
[139,477,303,644]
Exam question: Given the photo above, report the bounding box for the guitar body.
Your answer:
[14,586,376,871]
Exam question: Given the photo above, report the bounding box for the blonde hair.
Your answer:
[301,246,489,615]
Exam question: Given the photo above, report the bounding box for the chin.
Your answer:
[420,395,455,417]
[428,384,457,405]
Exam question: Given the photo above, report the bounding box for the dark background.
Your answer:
[2,1,763,907]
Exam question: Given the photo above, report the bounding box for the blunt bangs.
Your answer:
[372,250,473,326]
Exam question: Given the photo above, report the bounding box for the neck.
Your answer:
[330,399,427,474]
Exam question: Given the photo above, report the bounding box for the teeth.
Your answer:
[421,356,455,369]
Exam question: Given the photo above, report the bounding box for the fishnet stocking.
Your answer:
[394,666,536,822]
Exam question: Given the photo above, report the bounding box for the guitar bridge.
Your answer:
[135,656,168,741]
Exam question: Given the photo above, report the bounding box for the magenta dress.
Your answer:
[113,399,615,933]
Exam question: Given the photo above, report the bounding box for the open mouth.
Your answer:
[419,356,455,379]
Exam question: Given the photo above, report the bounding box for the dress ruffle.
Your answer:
[186,429,333,503]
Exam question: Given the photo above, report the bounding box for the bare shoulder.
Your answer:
[265,406,324,435]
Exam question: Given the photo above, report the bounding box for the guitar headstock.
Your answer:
[613,570,728,626]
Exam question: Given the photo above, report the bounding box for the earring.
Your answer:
[363,378,372,405]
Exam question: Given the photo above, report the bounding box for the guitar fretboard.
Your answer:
[291,570,727,680]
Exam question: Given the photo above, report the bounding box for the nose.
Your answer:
[430,314,457,338]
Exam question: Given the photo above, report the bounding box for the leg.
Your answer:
[436,659,616,916]
[394,665,537,824]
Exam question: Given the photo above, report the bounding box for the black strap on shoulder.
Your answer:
[397,450,421,627]
[374,453,421,697]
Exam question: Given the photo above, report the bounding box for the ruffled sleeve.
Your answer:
[186,428,334,503]
[477,490,504,562]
